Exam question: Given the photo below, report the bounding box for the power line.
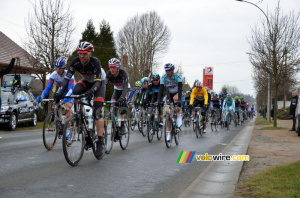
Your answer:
[214,79,252,83]
[184,60,249,66]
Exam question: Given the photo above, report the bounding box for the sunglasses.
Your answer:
[153,79,159,82]
[109,66,117,69]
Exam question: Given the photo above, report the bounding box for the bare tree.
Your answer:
[25,0,76,80]
[117,11,171,85]
[249,2,300,127]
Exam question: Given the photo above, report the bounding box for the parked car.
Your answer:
[0,74,38,130]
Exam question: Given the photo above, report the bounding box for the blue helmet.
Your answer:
[186,91,190,94]
[141,77,148,84]
[54,58,67,68]
[152,73,160,79]
[227,93,231,98]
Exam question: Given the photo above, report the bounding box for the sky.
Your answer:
[1,0,300,96]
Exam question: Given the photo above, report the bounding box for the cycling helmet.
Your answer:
[240,96,244,99]
[108,58,121,68]
[77,41,94,53]
[141,77,148,84]
[54,58,67,68]
[234,96,239,100]
[186,91,190,94]
[222,86,227,91]
[164,63,175,71]
[195,81,202,88]
[213,93,218,97]
[227,93,231,98]
[152,73,160,79]
[135,81,142,87]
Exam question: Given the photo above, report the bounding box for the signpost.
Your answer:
[203,67,213,90]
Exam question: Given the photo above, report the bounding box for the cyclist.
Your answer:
[234,96,241,123]
[219,86,228,123]
[240,96,247,120]
[127,81,141,105]
[37,58,75,121]
[251,104,255,117]
[211,93,221,122]
[55,41,106,158]
[157,63,183,142]
[183,90,191,114]
[189,81,208,133]
[105,58,130,135]
[222,93,235,127]
[135,77,149,111]
[144,73,163,127]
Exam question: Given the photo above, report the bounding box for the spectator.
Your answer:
[289,91,298,131]
[0,55,19,110]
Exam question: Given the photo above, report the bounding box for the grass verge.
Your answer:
[260,126,289,130]
[256,117,272,125]
[0,121,43,132]
[239,161,300,198]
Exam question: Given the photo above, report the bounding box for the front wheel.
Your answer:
[119,119,130,150]
[130,113,136,131]
[105,119,115,154]
[62,115,84,167]
[43,112,58,150]
[8,112,17,130]
[30,112,38,126]
[164,116,172,148]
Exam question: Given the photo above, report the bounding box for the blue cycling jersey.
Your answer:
[160,73,182,94]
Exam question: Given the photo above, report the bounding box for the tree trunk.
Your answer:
[273,85,278,127]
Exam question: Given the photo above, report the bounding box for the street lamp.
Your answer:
[236,0,272,122]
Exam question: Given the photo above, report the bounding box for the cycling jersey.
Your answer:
[235,100,241,108]
[127,87,140,104]
[190,87,208,105]
[62,56,102,93]
[105,69,130,98]
[40,70,75,103]
[212,98,221,109]
[240,101,246,110]
[223,98,235,111]
[135,87,147,105]
[160,73,182,94]
[145,82,159,104]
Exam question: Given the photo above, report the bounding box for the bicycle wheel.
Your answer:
[164,116,172,148]
[105,119,115,154]
[43,112,58,150]
[174,126,180,145]
[119,118,130,150]
[130,113,136,131]
[62,115,84,167]
[157,120,163,140]
[147,116,154,143]
[196,119,201,138]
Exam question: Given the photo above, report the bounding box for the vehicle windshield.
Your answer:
[1,89,14,103]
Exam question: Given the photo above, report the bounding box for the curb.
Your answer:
[179,119,255,198]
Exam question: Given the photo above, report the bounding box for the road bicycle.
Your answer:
[104,101,130,154]
[41,99,66,150]
[210,107,219,131]
[146,104,163,143]
[62,95,106,166]
[164,102,180,148]
[194,107,205,138]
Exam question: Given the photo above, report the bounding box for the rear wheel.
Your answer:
[62,115,84,167]
[130,113,136,131]
[43,112,58,150]
[157,119,163,140]
[147,116,154,143]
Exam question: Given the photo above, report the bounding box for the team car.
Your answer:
[0,74,38,130]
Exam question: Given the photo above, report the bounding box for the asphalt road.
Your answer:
[0,121,250,198]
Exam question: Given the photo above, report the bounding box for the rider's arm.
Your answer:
[190,88,196,105]
[144,85,151,104]
[157,84,164,104]
[62,78,75,103]
[127,87,136,104]
[89,60,102,93]
[121,70,129,98]
[40,78,54,100]
[203,87,208,105]
[222,99,226,110]
[0,58,15,77]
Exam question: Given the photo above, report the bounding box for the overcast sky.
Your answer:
[1,0,300,96]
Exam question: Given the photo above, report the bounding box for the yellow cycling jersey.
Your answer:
[190,87,208,105]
